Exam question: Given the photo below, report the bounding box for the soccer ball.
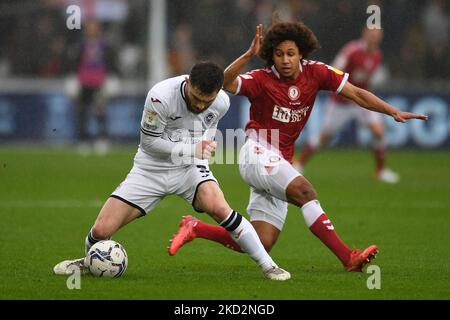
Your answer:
[84,240,128,278]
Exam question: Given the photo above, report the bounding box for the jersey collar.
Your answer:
[271,61,303,81]
[180,79,187,104]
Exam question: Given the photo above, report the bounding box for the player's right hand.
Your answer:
[392,111,428,123]
[246,24,263,57]
[195,140,217,160]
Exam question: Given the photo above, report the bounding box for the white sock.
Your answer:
[220,211,277,271]
[301,199,324,228]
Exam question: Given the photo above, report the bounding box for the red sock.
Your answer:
[299,143,316,166]
[309,213,352,265]
[374,147,385,172]
[193,220,243,253]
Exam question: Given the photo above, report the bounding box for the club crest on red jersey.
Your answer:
[288,86,300,101]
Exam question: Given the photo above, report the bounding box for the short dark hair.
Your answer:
[189,61,224,94]
[259,22,321,66]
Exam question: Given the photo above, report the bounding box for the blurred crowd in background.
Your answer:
[0,0,449,84]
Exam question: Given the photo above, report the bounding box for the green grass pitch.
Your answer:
[0,146,449,299]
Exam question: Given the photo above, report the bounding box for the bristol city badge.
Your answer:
[288,86,300,100]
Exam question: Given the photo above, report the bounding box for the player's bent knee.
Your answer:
[206,204,232,222]
[286,176,318,207]
[195,196,231,221]
[194,183,232,220]
[91,224,113,240]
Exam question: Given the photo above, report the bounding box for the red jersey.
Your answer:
[332,40,382,103]
[236,60,348,162]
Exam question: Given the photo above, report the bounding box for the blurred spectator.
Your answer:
[40,36,67,77]
[421,0,450,79]
[396,24,426,80]
[74,20,115,154]
[168,24,196,76]
[0,0,449,83]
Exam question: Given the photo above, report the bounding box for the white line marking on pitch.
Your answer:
[0,200,104,208]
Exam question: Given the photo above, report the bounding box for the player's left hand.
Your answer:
[392,111,428,123]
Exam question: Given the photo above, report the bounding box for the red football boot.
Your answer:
[345,245,378,272]
[168,215,198,256]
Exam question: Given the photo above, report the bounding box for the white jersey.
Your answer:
[135,75,230,170]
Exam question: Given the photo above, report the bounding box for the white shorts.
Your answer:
[238,139,301,230]
[322,100,382,136]
[111,162,217,216]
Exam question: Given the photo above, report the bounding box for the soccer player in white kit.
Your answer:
[53,62,290,281]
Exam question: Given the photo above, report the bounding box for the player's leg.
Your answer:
[243,138,376,271]
[92,87,110,154]
[53,197,143,275]
[169,188,283,254]
[86,196,144,253]
[285,176,377,271]
[369,120,386,175]
[363,111,399,183]
[168,165,242,254]
[245,187,288,252]
[240,138,360,270]
[170,215,243,252]
[242,144,354,268]
[170,165,290,280]
[285,176,351,263]
[192,180,290,279]
[54,164,161,275]
[76,86,93,154]
[295,101,351,171]
[78,87,90,140]
[86,164,162,253]
[168,220,279,253]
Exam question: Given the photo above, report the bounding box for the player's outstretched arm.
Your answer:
[141,133,216,161]
[339,82,428,122]
[223,24,263,94]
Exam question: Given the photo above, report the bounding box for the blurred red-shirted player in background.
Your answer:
[169,22,427,272]
[294,27,399,183]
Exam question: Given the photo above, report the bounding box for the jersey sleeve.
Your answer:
[313,62,349,93]
[140,89,196,158]
[140,89,169,137]
[235,69,263,99]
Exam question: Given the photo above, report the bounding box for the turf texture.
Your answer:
[0,147,449,299]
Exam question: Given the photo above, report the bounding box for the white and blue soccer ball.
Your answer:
[84,240,128,278]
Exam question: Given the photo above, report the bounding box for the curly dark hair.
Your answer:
[259,22,321,66]
[189,61,224,94]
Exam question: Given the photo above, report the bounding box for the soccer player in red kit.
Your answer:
[294,27,399,183]
[168,22,427,272]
